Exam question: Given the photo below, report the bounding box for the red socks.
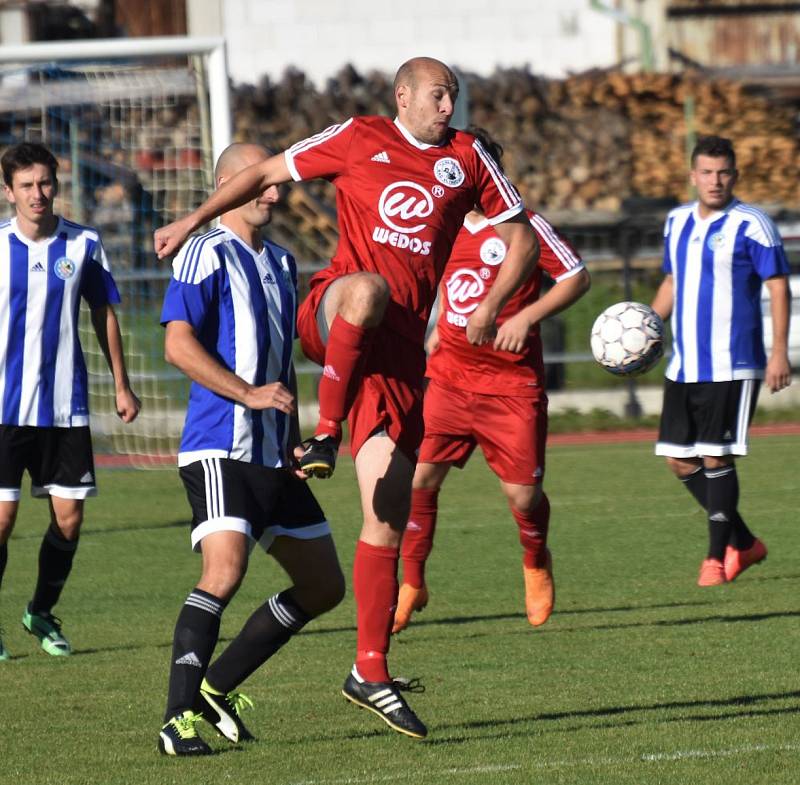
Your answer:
[400,488,439,589]
[315,316,375,440]
[353,540,398,683]
[512,493,550,569]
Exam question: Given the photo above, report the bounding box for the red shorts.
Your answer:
[419,378,548,485]
[297,271,426,462]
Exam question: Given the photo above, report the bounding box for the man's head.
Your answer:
[215,142,279,228]
[394,57,459,146]
[690,135,738,215]
[1,142,59,228]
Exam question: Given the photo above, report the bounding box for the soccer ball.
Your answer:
[590,301,664,376]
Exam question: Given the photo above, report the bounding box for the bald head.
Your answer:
[214,142,271,185]
[394,57,459,145]
[393,57,457,94]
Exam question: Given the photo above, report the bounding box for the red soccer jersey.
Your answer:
[285,116,523,345]
[427,210,584,396]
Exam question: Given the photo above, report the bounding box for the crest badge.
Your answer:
[433,157,465,188]
[54,257,76,280]
[479,237,506,266]
[706,231,725,252]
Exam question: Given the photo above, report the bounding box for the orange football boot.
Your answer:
[697,558,726,586]
[523,548,554,627]
[392,583,429,634]
[724,538,767,582]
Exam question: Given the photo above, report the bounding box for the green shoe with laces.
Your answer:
[22,606,71,656]
[159,710,211,756]
[198,678,255,743]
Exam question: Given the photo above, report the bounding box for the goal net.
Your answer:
[0,36,231,466]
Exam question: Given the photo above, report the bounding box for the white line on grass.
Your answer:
[287,742,800,785]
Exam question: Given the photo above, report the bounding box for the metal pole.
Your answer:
[621,224,642,418]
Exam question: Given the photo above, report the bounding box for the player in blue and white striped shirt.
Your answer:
[651,135,791,587]
[158,143,344,756]
[0,142,140,662]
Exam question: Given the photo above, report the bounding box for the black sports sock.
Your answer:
[165,589,227,722]
[0,542,7,591]
[206,590,311,694]
[705,465,740,561]
[30,525,78,614]
[680,466,754,551]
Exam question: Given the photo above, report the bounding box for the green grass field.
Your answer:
[2,435,799,785]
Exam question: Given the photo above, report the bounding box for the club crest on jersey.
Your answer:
[479,237,506,266]
[706,231,725,251]
[434,157,465,188]
[53,257,76,280]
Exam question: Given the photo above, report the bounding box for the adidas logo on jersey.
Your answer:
[175,651,203,667]
[30,261,45,272]
[262,272,275,284]
[322,364,340,382]
[371,151,391,164]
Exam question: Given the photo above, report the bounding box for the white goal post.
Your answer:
[0,36,232,466]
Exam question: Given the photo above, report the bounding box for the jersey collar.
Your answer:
[393,117,446,150]
[463,213,490,234]
[10,215,64,246]
[692,197,739,224]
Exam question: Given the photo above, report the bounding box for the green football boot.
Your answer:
[159,711,212,756]
[22,607,71,656]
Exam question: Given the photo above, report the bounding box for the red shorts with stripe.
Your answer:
[297,271,426,462]
[418,378,548,485]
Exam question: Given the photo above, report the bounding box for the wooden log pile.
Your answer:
[231,65,800,258]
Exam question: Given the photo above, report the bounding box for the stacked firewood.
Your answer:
[231,66,800,256]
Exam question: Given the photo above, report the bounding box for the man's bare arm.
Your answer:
[651,274,674,322]
[465,213,538,345]
[764,275,792,393]
[154,154,292,259]
[164,320,295,414]
[494,268,590,354]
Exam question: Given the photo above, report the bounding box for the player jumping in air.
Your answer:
[154,57,539,739]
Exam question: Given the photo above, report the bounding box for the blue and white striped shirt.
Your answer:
[0,216,120,427]
[662,199,789,383]
[160,226,298,468]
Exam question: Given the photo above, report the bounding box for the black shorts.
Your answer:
[0,425,96,501]
[656,379,760,458]
[179,457,330,552]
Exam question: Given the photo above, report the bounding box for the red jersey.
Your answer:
[427,210,584,396]
[285,116,524,345]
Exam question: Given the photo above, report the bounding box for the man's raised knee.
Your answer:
[338,273,390,326]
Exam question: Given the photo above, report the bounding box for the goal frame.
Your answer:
[0,35,232,162]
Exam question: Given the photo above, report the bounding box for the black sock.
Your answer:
[30,525,78,614]
[0,542,7,591]
[680,466,754,551]
[165,589,227,722]
[205,590,311,694]
[705,465,740,561]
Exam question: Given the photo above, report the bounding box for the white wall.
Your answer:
[188,0,619,87]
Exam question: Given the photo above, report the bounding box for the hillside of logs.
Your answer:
[232,65,800,256]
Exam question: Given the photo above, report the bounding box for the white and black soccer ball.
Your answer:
[590,301,664,376]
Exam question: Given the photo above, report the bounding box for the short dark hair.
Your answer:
[691,135,736,169]
[466,125,504,172]
[1,141,59,187]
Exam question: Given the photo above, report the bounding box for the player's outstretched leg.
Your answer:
[342,666,427,739]
[510,493,554,626]
[394,487,439,634]
[159,710,212,756]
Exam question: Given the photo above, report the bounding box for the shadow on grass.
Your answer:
[422,689,800,745]
[10,520,189,541]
